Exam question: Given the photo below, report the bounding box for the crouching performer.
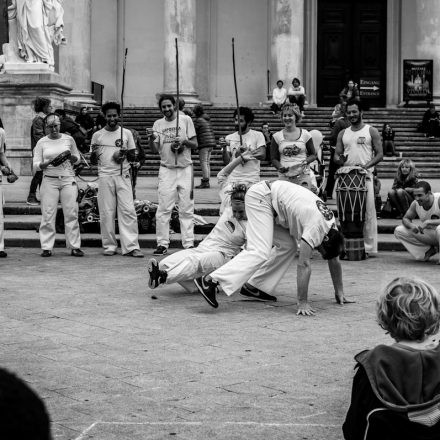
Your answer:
[147,151,277,300]
[195,180,350,315]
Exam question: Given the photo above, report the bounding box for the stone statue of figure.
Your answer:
[6,0,66,69]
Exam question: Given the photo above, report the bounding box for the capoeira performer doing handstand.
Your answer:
[195,180,350,315]
[147,151,276,301]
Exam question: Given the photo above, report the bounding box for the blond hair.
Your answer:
[377,277,440,341]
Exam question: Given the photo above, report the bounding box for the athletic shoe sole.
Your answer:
[148,258,160,289]
[194,277,218,308]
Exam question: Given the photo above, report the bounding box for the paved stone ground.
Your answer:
[2,248,440,439]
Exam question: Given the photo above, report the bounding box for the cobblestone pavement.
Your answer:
[2,249,440,439]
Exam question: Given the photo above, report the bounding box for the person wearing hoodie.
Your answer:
[193,105,216,189]
[343,276,440,440]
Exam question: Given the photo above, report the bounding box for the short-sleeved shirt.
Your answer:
[91,127,135,176]
[152,114,196,168]
[198,207,246,259]
[270,180,336,248]
[272,128,312,177]
[225,129,265,184]
[33,134,80,177]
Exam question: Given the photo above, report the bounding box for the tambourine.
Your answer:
[50,150,72,167]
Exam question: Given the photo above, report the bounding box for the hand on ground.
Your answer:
[297,302,315,316]
[334,292,356,305]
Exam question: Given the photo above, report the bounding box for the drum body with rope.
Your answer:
[335,166,368,260]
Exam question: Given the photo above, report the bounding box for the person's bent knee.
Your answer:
[394,225,407,239]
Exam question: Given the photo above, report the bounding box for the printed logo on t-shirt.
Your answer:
[316,200,334,221]
[225,221,235,233]
[115,139,123,148]
[357,137,366,146]
[282,144,301,157]
[162,127,181,143]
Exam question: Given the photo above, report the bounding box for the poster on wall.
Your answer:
[403,60,433,103]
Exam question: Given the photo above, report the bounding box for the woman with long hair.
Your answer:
[388,159,418,217]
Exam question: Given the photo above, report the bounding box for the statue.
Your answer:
[4,0,66,70]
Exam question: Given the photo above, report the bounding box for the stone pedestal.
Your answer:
[163,0,199,103]
[0,73,72,175]
[414,1,440,100]
[58,0,94,106]
[270,0,304,89]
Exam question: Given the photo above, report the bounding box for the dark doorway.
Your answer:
[0,0,9,49]
[317,0,387,107]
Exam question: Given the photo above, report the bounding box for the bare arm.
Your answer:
[270,137,282,170]
[182,135,198,150]
[402,202,419,232]
[361,127,383,170]
[305,137,317,164]
[296,240,315,316]
[334,130,347,165]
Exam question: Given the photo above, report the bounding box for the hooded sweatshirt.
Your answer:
[343,343,440,440]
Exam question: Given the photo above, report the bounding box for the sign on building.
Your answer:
[403,60,433,104]
[359,78,381,99]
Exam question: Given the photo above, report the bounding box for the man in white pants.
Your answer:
[394,181,440,263]
[146,94,198,256]
[90,102,143,257]
[334,99,383,255]
[195,180,349,315]
[219,107,266,213]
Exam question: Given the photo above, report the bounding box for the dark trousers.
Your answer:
[324,148,340,198]
[288,95,305,111]
[29,170,43,195]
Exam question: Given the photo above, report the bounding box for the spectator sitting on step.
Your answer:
[421,104,440,139]
[339,80,360,101]
[0,367,52,440]
[394,180,440,263]
[287,78,306,114]
[330,94,348,128]
[388,159,419,219]
[382,123,397,156]
[270,80,287,114]
[343,276,440,440]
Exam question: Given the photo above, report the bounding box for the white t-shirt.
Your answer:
[152,114,196,168]
[270,180,336,248]
[33,134,80,177]
[225,129,265,184]
[198,207,246,259]
[272,128,312,177]
[272,87,287,105]
[91,127,135,176]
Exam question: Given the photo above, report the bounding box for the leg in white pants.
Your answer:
[210,182,274,296]
[156,167,178,248]
[161,247,227,284]
[364,175,378,254]
[247,225,297,294]
[176,166,194,248]
[40,176,80,250]
[98,176,118,252]
[115,175,140,254]
[394,224,440,261]
[0,185,4,251]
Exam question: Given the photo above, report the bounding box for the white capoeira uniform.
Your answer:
[341,124,378,254]
[0,128,6,251]
[159,207,246,291]
[219,129,265,213]
[394,193,440,260]
[91,127,140,254]
[153,114,196,249]
[210,180,336,296]
[33,133,81,251]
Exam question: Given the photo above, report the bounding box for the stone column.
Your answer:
[58,0,94,105]
[414,1,440,100]
[163,0,199,103]
[270,0,305,94]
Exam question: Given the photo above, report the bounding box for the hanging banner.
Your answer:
[403,60,433,102]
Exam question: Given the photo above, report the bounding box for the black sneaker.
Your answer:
[71,248,84,257]
[194,276,219,308]
[153,245,168,256]
[239,284,277,302]
[41,250,52,257]
[27,194,40,205]
[0,251,7,258]
[148,258,167,289]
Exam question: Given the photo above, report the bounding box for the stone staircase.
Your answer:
[113,106,440,179]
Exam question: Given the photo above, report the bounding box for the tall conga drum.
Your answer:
[335,166,368,260]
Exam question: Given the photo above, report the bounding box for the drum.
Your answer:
[335,166,368,260]
[50,150,71,167]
